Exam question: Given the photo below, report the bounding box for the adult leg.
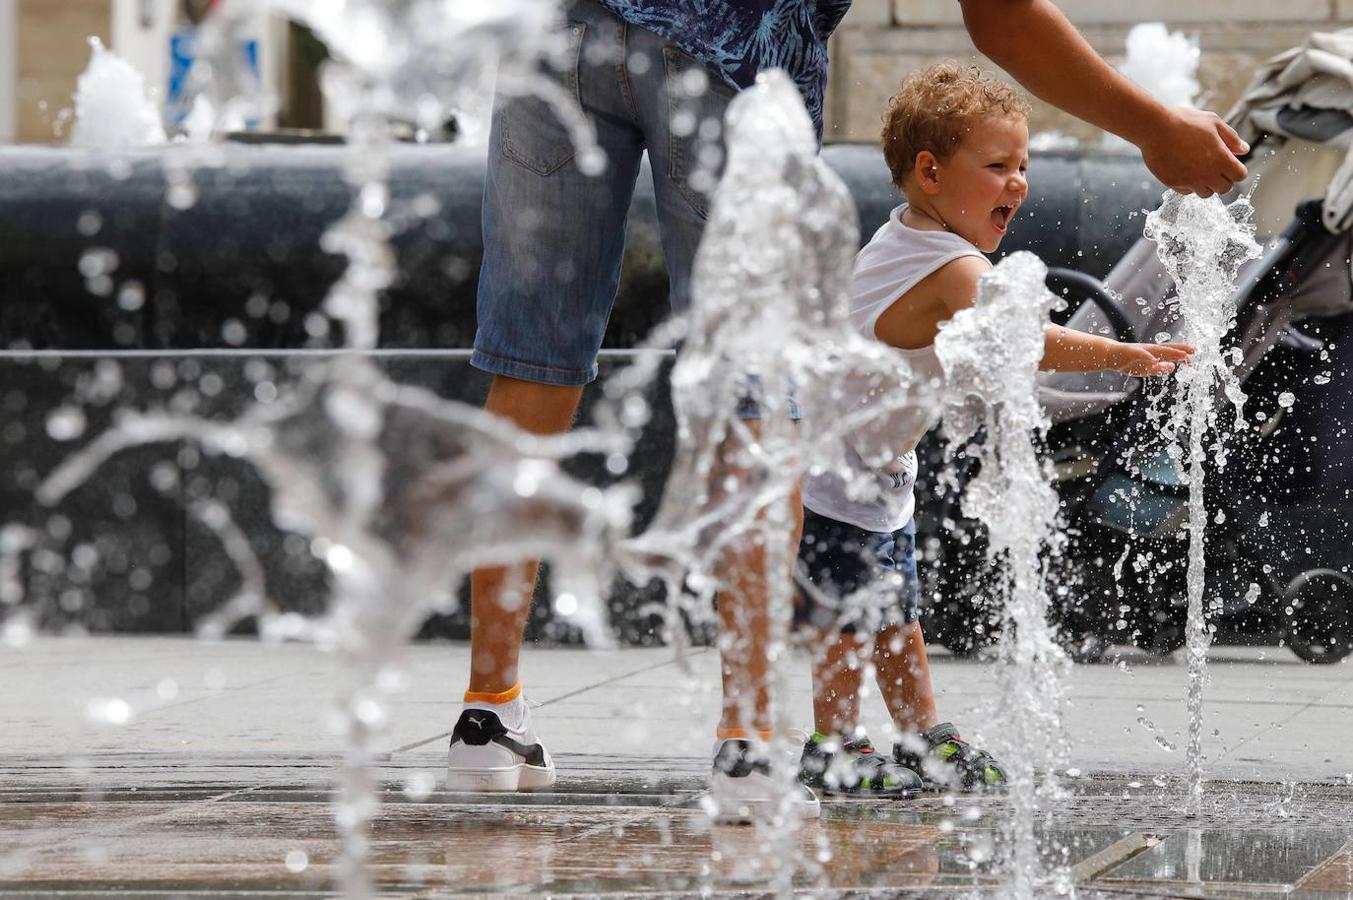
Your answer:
[713,470,804,736]
[632,38,789,737]
[467,377,584,695]
[467,5,644,697]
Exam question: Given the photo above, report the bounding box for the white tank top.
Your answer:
[802,204,987,532]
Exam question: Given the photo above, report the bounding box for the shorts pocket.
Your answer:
[662,46,735,218]
[499,23,586,176]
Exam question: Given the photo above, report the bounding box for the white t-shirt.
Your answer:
[801,204,987,532]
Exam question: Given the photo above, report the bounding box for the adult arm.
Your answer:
[959,0,1248,197]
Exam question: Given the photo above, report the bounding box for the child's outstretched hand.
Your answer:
[1113,342,1195,377]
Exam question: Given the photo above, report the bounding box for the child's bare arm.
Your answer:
[1042,325,1194,376]
[874,257,1193,378]
[874,256,990,350]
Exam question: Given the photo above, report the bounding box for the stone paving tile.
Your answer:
[7,777,1353,896]
[6,638,1353,895]
[1,799,949,895]
[1296,840,1353,893]
[1105,827,1353,887]
[6,638,1353,783]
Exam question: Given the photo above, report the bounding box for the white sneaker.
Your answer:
[707,738,820,824]
[445,705,555,792]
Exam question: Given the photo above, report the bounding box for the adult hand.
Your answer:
[1138,107,1249,199]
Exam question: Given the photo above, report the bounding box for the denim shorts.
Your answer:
[473,0,733,388]
[794,510,921,635]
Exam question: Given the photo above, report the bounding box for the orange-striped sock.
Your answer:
[716,726,775,743]
[463,682,526,731]
[463,682,522,705]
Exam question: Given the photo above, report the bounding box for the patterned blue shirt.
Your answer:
[596,0,853,135]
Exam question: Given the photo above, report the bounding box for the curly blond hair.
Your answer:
[881,62,1030,189]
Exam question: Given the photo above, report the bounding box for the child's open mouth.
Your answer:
[991,205,1015,234]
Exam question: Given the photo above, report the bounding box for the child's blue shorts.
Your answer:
[794,508,920,635]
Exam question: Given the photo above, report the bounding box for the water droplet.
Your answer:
[78,248,119,281]
[86,697,132,725]
[76,210,103,236]
[284,849,309,873]
[221,319,247,346]
[577,148,606,177]
[326,544,355,573]
[46,406,87,441]
[254,381,279,404]
[109,284,143,319]
[403,771,435,801]
[1278,391,1296,409]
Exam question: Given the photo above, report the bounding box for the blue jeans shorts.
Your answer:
[473,0,732,388]
[794,510,921,635]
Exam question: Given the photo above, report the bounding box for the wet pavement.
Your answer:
[3,637,1352,896]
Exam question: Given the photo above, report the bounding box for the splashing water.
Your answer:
[9,2,632,896]
[34,364,635,896]
[935,251,1071,898]
[69,38,168,149]
[619,71,919,887]
[1146,192,1261,815]
[1119,23,1201,109]
[197,0,599,167]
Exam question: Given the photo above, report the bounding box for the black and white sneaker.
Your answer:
[708,738,820,823]
[445,707,555,792]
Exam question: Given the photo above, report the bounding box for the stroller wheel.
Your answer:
[1284,571,1353,665]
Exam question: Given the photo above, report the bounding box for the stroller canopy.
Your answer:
[1038,29,1353,425]
[1230,28,1353,232]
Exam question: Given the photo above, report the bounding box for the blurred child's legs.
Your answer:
[809,619,937,739]
[798,511,1005,793]
[811,628,871,738]
[873,621,939,737]
[796,512,925,796]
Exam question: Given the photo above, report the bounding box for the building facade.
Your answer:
[826,0,1353,142]
[1,0,1352,145]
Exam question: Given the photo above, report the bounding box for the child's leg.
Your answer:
[874,621,940,736]
[811,629,870,738]
[797,514,926,797]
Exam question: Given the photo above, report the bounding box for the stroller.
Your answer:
[920,30,1353,664]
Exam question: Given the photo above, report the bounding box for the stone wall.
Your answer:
[14,0,110,143]
[9,2,1353,146]
[825,0,1353,143]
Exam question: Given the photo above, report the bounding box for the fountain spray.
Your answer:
[935,251,1072,898]
[1146,191,1260,815]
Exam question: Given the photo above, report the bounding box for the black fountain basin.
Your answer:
[0,142,1159,638]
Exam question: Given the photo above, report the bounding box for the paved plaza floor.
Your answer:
[2,635,1352,896]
